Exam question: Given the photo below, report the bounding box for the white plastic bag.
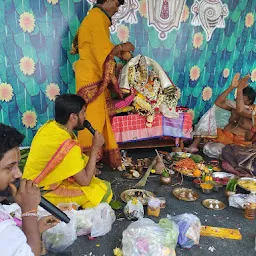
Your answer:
[90,203,116,237]
[229,194,248,209]
[42,211,77,252]
[168,213,201,249]
[203,142,225,159]
[75,208,95,236]
[192,104,231,138]
[123,199,144,220]
[122,218,178,256]
[192,105,217,137]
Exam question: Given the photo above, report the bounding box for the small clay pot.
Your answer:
[160,176,172,185]
[137,159,144,166]
[213,183,223,192]
[193,178,202,189]
[144,158,150,167]
[137,165,144,173]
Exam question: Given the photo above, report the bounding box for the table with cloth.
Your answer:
[111,112,192,145]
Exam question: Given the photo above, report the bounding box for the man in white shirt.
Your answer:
[0,123,58,256]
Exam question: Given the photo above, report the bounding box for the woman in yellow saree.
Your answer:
[72,0,134,169]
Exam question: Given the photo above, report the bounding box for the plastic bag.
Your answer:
[229,194,249,209]
[75,208,95,236]
[192,105,231,137]
[192,105,217,137]
[203,142,225,159]
[124,199,144,220]
[168,213,201,248]
[90,203,116,237]
[42,211,77,253]
[122,218,178,256]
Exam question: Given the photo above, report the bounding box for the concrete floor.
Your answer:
[46,149,256,256]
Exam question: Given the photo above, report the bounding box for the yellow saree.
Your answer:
[22,121,112,208]
[74,6,122,168]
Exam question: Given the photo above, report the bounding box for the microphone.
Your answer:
[39,197,70,224]
[83,120,95,135]
[14,180,70,223]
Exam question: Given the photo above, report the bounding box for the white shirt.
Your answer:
[0,204,34,256]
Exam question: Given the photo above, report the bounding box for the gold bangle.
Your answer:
[118,44,123,51]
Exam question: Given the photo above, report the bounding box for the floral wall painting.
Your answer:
[0,0,255,146]
[147,0,186,40]
[191,0,229,41]
[86,0,140,33]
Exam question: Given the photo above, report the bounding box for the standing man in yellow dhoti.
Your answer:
[73,0,135,169]
[23,94,112,208]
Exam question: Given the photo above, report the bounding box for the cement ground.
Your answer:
[46,149,256,256]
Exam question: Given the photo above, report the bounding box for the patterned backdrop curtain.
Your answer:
[0,0,255,146]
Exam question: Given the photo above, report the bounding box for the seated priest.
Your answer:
[185,73,256,153]
[221,75,256,177]
[23,94,112,209]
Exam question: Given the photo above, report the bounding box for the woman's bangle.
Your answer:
[118,44,123,51]
[21,213,38,218]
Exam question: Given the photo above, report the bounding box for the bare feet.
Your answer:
[184,147,199,153]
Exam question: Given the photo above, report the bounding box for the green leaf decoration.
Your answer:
[109,200,123,210]
[60,0,75,21]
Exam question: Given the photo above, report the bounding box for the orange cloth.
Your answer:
[75,7,121,168]
[215,128,251,146]
[23,121,112,208]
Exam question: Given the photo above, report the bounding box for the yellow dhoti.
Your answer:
[23,121,112,208]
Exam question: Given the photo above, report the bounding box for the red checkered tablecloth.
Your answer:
[111,114,163,143]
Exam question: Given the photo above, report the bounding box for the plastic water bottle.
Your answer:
[244,192,256,220]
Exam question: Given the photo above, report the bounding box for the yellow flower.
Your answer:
[187,109,195,120]
[47,0,59,4]
[193,32,204,49]
[181,5,189,22]
[223,68,230,78]
[19,12,35,33]
[113,247,123,256]
[22,110,37,129]
[139,0,147,18]
[202,86,212,101]
[46,83,60,101]
[251,68,256,82]
[117,24,130,43]
[176,87,181,100]
[190,66,200,81]
[151,169,156,173]
[132,197,138,205]
[0,83,14,102]
[245,12,254,28]
[19,56,35,76]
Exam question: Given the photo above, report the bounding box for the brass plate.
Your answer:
[172,187,199,201]
[173,167,195,177]
[122,171,144,180]
[202,199,226,210]
[237,177,256,192]
[120,189,155,205]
